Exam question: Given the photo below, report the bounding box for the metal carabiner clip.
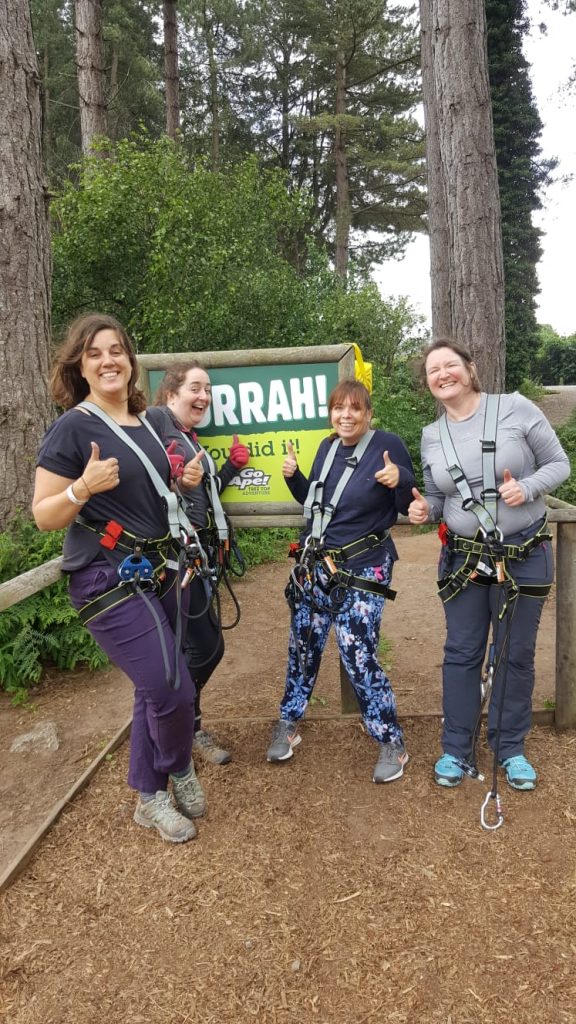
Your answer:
[480,790,504,831]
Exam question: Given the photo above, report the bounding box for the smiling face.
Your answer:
[166,367,212,429]
[330,395,372,446]
[424,346,477,405]
[80,328,132,404]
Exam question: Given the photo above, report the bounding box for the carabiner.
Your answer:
[480,790,504,831]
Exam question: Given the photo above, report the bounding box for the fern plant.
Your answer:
[0,518,109,699]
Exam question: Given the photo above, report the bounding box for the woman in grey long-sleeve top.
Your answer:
[408,339,570,791]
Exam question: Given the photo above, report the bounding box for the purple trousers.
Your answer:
[69,560,196,794]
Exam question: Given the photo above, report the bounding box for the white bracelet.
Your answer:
[65,483,87,506]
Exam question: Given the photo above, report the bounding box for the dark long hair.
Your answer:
[50,313,146,412]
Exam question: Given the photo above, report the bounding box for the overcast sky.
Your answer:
[375,1,576,338]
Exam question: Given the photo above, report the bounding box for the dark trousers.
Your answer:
[182,575,225,731]
[439,532,554,762]
[69,561,196,794]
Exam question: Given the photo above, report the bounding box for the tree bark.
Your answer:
[74,0,107,153]
[334,48,350,282]
[0,1,53,524]
[419,0,506,391]
[164,0,180,139]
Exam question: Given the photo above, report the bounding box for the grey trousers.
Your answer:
[439,528,554,762]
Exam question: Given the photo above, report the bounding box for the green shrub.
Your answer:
[0,519,108,700]
[555,410,576,506]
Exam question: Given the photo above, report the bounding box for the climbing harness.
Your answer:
[436,395,550,832]
[286,433,396,684]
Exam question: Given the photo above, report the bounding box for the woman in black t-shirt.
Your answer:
[33,313,206,844]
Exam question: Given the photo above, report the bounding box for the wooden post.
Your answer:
[555,520,576,729]
[340,659,359,715]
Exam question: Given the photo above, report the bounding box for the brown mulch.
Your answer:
[1,719,576,1024]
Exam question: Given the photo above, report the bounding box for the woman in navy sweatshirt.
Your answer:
[266,379,416,784]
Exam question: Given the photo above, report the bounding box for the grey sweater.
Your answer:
[421,392,571,538]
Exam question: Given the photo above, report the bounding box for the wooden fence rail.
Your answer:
[2,507,576,727]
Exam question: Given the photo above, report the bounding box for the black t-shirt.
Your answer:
[37,408,172,571]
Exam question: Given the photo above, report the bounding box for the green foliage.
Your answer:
[534,325,576,384]
[555,410,576,504]
[517,378,547,400]
[235,527,295,567]
[486,0,555,389]
[370,361,435,486]
[0,519,108,699]
[51,134,421,360]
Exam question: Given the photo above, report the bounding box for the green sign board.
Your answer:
[138,344,357,520]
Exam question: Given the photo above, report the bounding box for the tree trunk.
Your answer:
[74,0,107,153]
[334,49,350,283]
[203,5,220,170]
[419,0,506,391]
[0,1,53,525]
[164,0,179,139]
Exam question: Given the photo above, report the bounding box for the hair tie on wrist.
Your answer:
[81,475,93,497]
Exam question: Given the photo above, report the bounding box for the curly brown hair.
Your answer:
[154,360,206,406]
[50,313,146,413]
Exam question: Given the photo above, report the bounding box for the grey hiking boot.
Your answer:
[373,742,410,783]
[266,719,301,762]
[134,791,197,843]
[193,729,232,765]
[170,764,206,818]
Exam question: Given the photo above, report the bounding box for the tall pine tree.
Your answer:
[486,0,555,388]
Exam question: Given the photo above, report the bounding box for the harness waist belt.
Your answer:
[447,522,551,561]
[290,530,391,565]
[76,515,174,557]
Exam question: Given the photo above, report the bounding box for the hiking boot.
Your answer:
[373,742,410,783]
[193,729,232,766]
[170,764,206,818]
[434,753,464,788]
[500,755,537,791]
[134,791,197,843]
[266,719,301,762]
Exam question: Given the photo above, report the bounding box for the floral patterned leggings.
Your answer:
[279,554,403,745]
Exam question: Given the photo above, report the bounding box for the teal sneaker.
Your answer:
[434,753,464,788]
[500,755,537,791]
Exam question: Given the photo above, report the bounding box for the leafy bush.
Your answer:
[555,410,576,506]
[0,519,108,700]
[371,362,434,486]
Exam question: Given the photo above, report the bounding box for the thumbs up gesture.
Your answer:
[498,467,525,507]
[229,434,250,469]
[408,486,431,524]
[375,449,400,489]
[81,441,120,495]
[282,440,298,479]
[181,447,205,489]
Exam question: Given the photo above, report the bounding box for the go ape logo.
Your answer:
[229,466,272,492]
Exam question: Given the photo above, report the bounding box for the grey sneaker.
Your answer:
[266,719,301,762]
[170,764,206,818]
[373,742,410,783]
[134,791,197,843]
[193,729,232,765]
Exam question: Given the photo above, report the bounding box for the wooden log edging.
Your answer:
[0,717,132,894]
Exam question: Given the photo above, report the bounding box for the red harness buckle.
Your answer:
[100,519,124,550]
